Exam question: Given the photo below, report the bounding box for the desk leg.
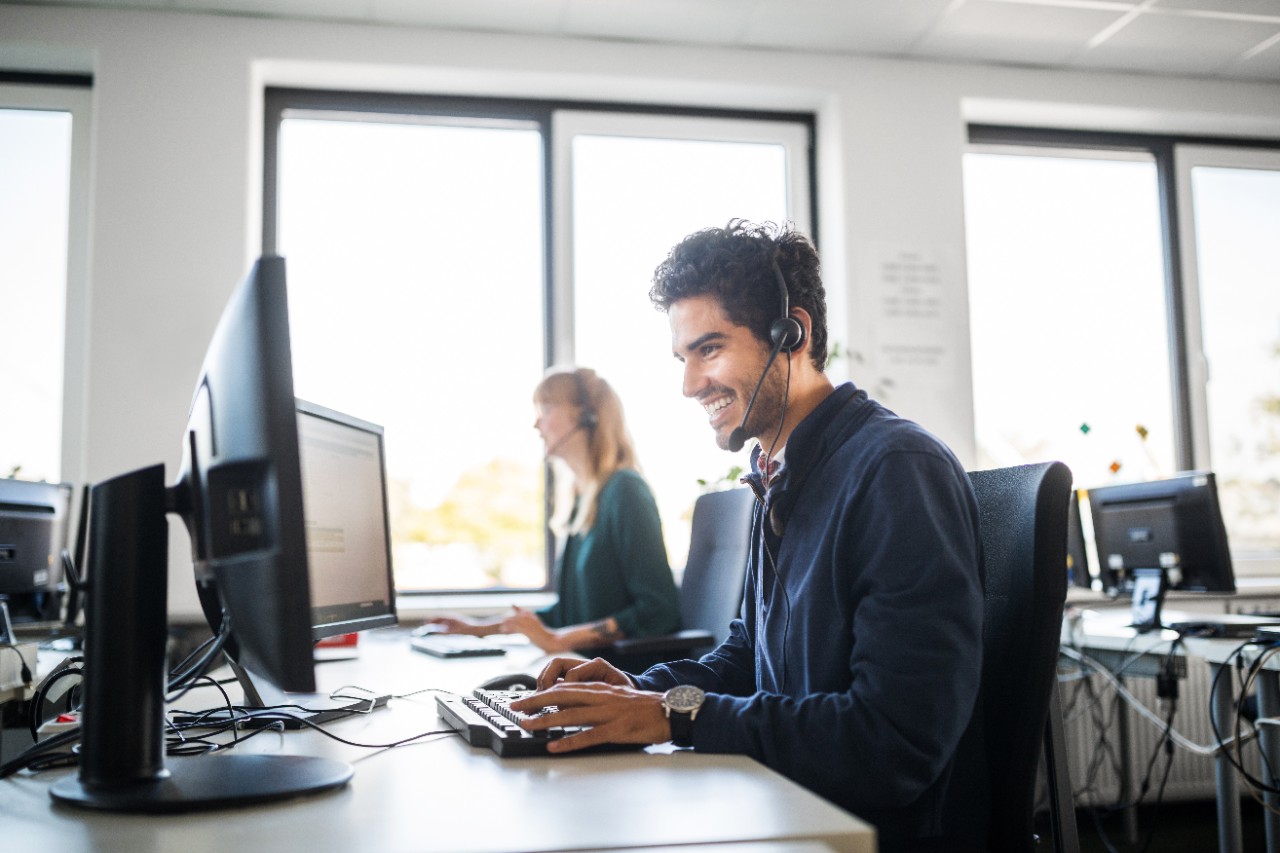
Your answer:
[1115,674,1139,845]
[1256,670,1280,853]
[1211,661,1244,853]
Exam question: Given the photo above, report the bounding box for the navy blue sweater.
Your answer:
[632,383,987,851]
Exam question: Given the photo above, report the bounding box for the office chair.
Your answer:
[968,461,1080,853]
[600,487,755,665]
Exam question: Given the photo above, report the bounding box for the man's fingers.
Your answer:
[535,657,581,689]
[544,726,608,754]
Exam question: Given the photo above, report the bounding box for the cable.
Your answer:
[1059,645,1231,757]
[0,727,81,778]
[761,357,792,693]
[27,661,83,742]
[2,644,33,686]
[1209,639,1280,798]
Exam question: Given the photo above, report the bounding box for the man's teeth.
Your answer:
[705,397,732,415]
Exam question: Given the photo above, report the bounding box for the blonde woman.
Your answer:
[432,367,680,666]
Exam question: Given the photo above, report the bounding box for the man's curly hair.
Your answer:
[649,220,828,371]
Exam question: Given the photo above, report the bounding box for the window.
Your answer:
[965,128,1280,578]
[962,147,1176,486]
[267,91,813,595]
[557,111,810,572]
[0,81,91,485]
[1177,147,1280,574]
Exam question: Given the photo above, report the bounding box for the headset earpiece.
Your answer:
[770,260,804,353]
[573,370,599,430]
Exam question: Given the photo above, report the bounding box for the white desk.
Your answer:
[1063,608,1259,853]
[1,628,876,853]
[1184,635,1280,853]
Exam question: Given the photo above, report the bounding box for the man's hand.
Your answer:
[536,656,635,690]
[507,682,669,754]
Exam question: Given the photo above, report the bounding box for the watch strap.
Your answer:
[668,707,695,747]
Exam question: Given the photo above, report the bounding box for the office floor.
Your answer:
[1040,800,1268,851]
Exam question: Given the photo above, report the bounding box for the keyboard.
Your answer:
[410,633,507,658]
[436,689,642,757]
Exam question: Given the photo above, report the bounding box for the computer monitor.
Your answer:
[1066,490,1092,590]
[221,399,398,716]
[0,478,73,625]
[50,256,367,812]
[1087,471,1234,595]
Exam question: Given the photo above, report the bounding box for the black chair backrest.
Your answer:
[969,461,1072,853]
[680,488,755,646]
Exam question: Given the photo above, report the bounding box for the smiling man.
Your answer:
[510,220,988,853]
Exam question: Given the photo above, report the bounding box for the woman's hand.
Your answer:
[427,615,487,636]
[500,606,566,653]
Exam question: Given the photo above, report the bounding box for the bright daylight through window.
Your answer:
[275,103,811,593]
[0,106,73,483]
[279,117,548,593]
[565,115,807,572]
[963,148,1177,488]
[1185,160,1280,568]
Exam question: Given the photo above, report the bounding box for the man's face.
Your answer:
[669,294,788,451]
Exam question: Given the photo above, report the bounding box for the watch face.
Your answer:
[666,685,705,713]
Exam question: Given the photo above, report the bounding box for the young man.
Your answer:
[510,221,987,852]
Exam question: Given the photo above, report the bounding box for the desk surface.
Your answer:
[1,629,875,853]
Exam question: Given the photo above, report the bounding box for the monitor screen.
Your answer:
[0,478,72,624]
[296,399,397,640]
[1087,471,1234,594]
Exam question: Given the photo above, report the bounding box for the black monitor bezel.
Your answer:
[1087,471,1234,594]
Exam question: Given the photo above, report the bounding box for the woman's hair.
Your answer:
[534,366,639,534]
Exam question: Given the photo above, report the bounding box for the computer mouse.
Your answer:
[476,672,539,692]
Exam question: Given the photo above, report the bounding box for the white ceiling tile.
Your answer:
[370,0,568,33]
[9,0,1280,82]
[1151,0,1280,17]
[1218,29,1280,76]
[171,0,370,21]
[36,0,169,7]
[915,0,1128,66]
[559,0,747,44]
[1077,10,1280,75]
[741,0,956,55]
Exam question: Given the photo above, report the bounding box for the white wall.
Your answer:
[3,5,1280,616]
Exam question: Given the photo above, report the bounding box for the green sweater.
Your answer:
[538,468,680,642]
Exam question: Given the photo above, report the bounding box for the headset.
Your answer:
[726,259,804,453]
[769,259,804,353]
[572,369,599,430]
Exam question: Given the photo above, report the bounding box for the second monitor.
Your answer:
[1087,471,1235,595]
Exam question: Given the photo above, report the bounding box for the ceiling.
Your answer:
[12,0,1280,83]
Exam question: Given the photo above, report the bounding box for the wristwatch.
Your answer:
[662,685,706,747]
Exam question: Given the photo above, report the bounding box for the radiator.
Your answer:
[1058,591,1280,806]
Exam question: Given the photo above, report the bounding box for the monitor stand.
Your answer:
[1128,567,1166,634]
[49,464,354,813]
